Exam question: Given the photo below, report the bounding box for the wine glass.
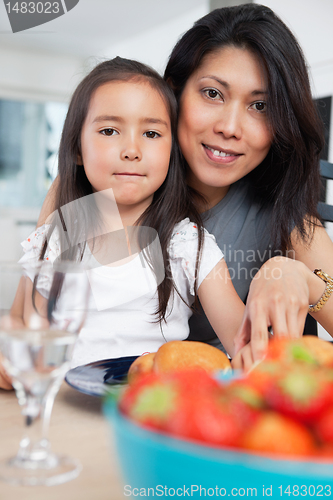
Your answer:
[0,260,91,486]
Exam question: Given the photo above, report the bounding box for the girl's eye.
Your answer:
[144,131,160,139]
[251,101,267,113]
[100,128,118,136]
[203,88,223,100]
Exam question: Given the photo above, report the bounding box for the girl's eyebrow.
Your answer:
[200,75,268,96]
[141,117,169,128]
[92,115,169,127]
[93,115,123,123]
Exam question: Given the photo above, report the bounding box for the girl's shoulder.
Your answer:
[170,217,201,243]
[168,217,221,260]
[168,218,224,296]
[20,223,61,264]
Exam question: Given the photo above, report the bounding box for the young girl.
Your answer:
[18,57,245,369]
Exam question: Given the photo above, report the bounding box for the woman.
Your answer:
[164,3,333,366]
[1,4,332,387]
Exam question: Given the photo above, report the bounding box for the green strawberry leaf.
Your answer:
[281,371,318,403]
[290,345,317,365]
[132,383,177,422]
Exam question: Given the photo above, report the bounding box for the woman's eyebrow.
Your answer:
[200,76,267,95]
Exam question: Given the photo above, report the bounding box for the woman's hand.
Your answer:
[233,256,324,362]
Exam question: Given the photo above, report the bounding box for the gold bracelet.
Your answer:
[308,269,333,313]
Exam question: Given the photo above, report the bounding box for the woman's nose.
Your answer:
[214,105,242,139]
[120,138,142,161]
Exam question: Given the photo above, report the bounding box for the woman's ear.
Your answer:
[77,154,83,165]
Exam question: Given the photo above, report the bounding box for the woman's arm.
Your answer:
[197,258,245,358]
[292,223,333,333]
[234,222,333,361]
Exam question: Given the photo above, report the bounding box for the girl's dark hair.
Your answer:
[42,57,203,322]
[164,3,324,252]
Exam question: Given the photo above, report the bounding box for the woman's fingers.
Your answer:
[231,343,255,372]
[239,257,312,358]
[248,308,270,362]
[233,315,250,354]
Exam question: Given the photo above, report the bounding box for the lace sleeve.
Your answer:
[168,218,224,295]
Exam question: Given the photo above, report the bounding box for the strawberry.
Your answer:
[167,392,243,448]
[119,369,223,435]
[241,359,281,396]
[266,338,317,365]
[315,406,333,445]
[242,412,316,457]
[167,367,220,394]
[265,366,333,423]
[119,371,162,416]
[129,381,178,430]
[265,336,333,368]
[222,382,264,428]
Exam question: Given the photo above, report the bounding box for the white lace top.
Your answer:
[19,218,224,367]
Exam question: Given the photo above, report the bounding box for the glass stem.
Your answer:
[16,378,62,463]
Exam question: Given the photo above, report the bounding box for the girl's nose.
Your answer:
[214,105,242,139]
[120,138,142,161]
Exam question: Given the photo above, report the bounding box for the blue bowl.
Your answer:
[104,400,333,499]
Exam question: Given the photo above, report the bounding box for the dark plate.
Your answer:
[65,355,138,397]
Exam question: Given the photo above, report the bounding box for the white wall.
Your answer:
[256,0,333,161]
[0,46,84,102]
[98,3,209,75]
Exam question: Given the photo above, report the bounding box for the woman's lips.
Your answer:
[203,144,242,164]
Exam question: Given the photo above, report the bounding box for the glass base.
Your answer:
[0,452,82,486]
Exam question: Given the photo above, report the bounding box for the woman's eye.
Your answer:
[100,128,118,136]
[203,88,222,100]
[144,131,160,139]
[251,101,267,113]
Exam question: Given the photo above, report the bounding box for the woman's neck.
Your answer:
[187,174,230,212]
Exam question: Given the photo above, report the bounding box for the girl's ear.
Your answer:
[77,154,83,165]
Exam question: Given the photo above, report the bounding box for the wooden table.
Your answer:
[0,383,125,499]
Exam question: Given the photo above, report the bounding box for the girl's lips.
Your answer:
[114,173,144,176]
[203,144,242,164]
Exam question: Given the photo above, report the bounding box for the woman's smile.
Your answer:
[203,144,243,163]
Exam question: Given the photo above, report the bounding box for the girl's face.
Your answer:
[178,46,272,205]
[79,79,172,215]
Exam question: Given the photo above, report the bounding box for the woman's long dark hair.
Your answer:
[164,3,324,253]
[41,57,203,322]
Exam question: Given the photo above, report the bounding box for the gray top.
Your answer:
[187,178,275,348]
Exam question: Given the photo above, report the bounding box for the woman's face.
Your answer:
[178,46,272,204]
